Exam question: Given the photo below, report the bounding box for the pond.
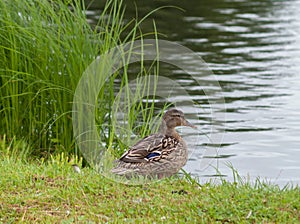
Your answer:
[85,0,300,186]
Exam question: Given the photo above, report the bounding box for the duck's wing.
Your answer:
[119,134,178,163]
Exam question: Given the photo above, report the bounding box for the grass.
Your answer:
[0,0,161,159]
[0,0,97,155]
[0,137,299,223]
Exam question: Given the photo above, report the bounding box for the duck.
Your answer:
[111,108,196,179]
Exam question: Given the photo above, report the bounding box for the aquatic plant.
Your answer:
[0,0,159,158]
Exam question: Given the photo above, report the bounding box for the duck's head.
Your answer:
[161,109,196,132]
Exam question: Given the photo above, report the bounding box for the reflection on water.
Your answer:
[85,0,300,186]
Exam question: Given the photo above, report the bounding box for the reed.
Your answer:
[0,0,160,158]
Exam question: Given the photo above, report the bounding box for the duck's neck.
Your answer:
[160,122,181,140]
[166,128,181,140]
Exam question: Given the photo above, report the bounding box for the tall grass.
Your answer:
[0,0,160,159]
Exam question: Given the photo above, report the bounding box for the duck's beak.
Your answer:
[183,119,197,129]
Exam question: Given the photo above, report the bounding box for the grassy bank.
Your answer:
[0,138,299,223]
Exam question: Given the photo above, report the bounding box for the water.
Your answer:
[85,0,300,186]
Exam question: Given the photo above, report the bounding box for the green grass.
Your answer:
[0,0,161,159]
[0,137,299,223]
[0,0,98,154]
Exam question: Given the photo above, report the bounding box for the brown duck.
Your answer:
[111,109,196,179]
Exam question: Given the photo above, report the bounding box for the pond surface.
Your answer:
[85,0,300,186]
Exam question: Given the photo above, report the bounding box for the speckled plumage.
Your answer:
[111,109,196,179]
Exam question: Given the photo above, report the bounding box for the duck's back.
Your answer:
[119,133,181,162]
[111,133,188,179]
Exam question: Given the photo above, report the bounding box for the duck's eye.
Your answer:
[173,114,181,118]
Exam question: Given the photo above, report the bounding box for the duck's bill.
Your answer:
[183,120,197,129]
